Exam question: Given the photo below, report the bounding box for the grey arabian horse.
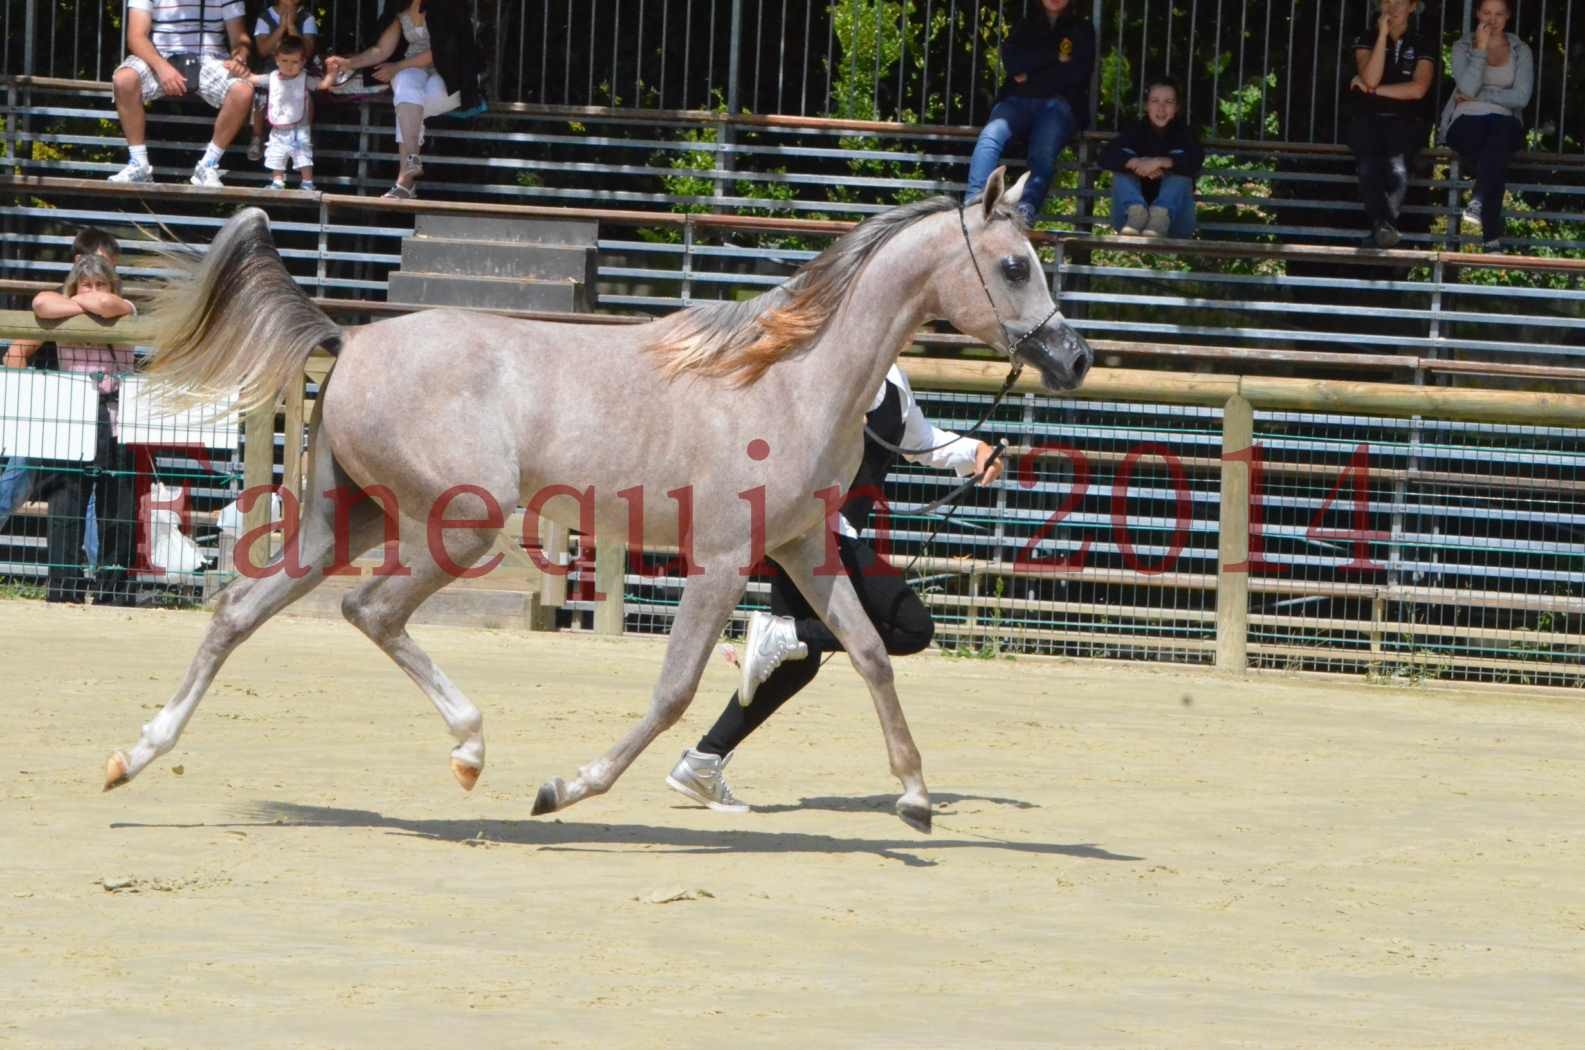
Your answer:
[104,167,1093,832]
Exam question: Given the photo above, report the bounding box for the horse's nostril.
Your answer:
[1072,355,1090,382]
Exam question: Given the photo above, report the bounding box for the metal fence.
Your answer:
[4,1,1579,147]
[3,308,1579,687]
[604,380,1585,689]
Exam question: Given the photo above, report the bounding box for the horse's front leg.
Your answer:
[532,554,748,816]
[772,530,931,833]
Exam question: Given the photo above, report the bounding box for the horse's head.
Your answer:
[945,167,1093,391]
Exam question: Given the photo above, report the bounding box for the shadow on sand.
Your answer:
[112,794,1140,869]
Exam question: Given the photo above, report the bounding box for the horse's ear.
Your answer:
[1001,171,1032,212]
[980,166,1007,221]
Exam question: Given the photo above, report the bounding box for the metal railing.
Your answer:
[5,2,1580,150]
[4,309,1579,687]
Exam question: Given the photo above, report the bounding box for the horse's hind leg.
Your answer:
[103,442,389,790]
[533,554,748,815]
[770,530,932,832]
[339,516,502,791]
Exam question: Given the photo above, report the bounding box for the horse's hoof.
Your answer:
[102,751,130,793]
[896,800,932,834]
[531,778,563,816]
[451,758,481,792]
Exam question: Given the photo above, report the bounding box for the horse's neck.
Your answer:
[793,216,945,432]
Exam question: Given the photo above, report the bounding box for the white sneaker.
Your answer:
[267,177,286,190]
[665,749,750,813]
[1143,205,1171,237]
[738,611,808,707]
[1461,198,1483,232]
[298,179,317,192]
[107,160,153,183]
[189,162,225,188]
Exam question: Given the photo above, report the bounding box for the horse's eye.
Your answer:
[1001,256,1031,284]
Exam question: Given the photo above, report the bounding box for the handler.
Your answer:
[665,364,1005,812]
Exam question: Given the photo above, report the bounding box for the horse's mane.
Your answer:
[644,195,959,386]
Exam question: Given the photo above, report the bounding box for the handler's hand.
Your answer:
[973,441,1005,486]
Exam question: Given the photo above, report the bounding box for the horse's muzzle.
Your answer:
[1017,318,1093,391]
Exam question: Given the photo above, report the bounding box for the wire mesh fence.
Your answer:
[0,365,246,606]
[595,385,1584,688]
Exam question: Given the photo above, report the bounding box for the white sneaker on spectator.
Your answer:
[299,180,317,192]
[1119,204,1149,236]
[267,177,286,190]
[1143,206,1171,237]
[189,162,225,188]
[1460,198,1483,233]
[107,160,153,183]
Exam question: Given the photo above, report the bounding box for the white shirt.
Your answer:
[872,364,981,474]
[266,69,309,126]
[129,0,246,58]
[837,365,981,539]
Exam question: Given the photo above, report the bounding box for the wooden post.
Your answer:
[593,540,626,635]
[282,377,305,503]
[242,398,276,542]
[1216,393,1253,672]
[1370,591,1386,666]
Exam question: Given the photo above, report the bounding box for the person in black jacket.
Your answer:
[663,366,1004,813]
[964,0,1096,227]
[1101,76,1203,238]
[324,0,483,198]
[1345,0,1437,248]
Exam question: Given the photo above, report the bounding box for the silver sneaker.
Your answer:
[189,162,225,188]
[1143,205,1171,237]
[665,749,750,813]
[1119,203,1148,236]
[107,160,153,183]
[738,611,807,707]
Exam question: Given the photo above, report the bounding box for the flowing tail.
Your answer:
[143,207,342,414]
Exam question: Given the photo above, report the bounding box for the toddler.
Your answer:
[247,36,328,190]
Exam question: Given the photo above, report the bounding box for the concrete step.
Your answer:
[387,271,590,312]
[400,237,596,284]
[415,213,599,246]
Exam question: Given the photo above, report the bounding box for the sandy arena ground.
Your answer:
[1,600,1582,1048]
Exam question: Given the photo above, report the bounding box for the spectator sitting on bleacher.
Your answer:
[1441,0,1534,249]
[324,0,485,200]
[1345,0,1437,249]
[1101,76,1203,239]
[0,228,125,535]
[246,0,319,164]
[962,0,1095,227]
[108,0,255,188]
[244,37,331,191]
[3,255,140,606]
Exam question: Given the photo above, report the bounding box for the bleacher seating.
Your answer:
[3,73,1583,390]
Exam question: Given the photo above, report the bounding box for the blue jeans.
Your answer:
[1111,172,1197,238]
[0,457,36,527]
[965,95,1077,224]
[0,458,98,565]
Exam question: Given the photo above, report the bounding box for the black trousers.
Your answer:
[697,533,934,756]
[39,401,136,603]
[1347,113,1428,226]
[1446,113,1524,241]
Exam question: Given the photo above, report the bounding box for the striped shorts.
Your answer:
[116,53,243,109]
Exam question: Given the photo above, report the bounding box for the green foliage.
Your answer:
[0,580,46,601]
[1099,49,1133,121]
